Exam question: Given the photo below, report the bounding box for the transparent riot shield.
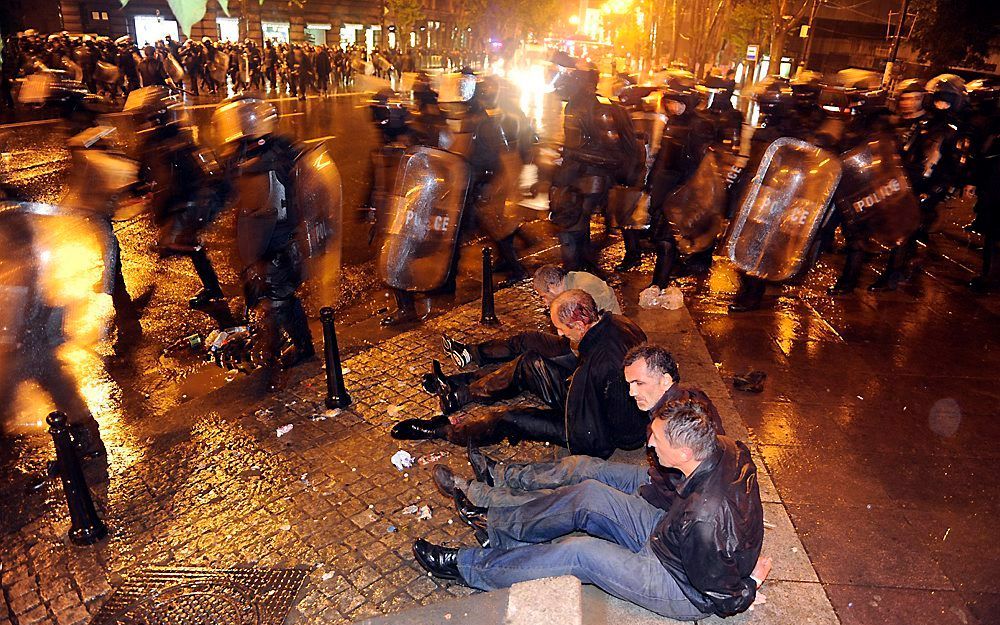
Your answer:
[662,150,728,254]
[379,147,470,292]
[293,143,343,302]
[631,111,666,167]
[724,138,842,281]
[834,135,920,251]
[476,150,525,241]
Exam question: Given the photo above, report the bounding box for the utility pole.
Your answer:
[882,0,911,88]
[797,0,821,73]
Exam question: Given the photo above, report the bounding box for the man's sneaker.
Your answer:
[442,334,473,368]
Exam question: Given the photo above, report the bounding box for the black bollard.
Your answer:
[47,412,108,546]
[480,247,500,326]
[320,307,351,409]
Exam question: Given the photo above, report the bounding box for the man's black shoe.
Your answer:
[868,272,900,292]
[390,415,450,440]
[432,464,458,499]
[189,288,225,310]
[380,308,419,327]
[412,540,464,581]
[454,490,490,547]
[442,335,473,368]
[826,280,856,296]
[421,373,442,395]
[421,360,452,396]
[727,299,761,313]
[468,443,497,487]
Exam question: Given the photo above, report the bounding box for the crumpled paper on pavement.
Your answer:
[639,285,684,310]
[391,450,415,470]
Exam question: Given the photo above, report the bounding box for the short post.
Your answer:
[480,247,500,326]
[320,307,351,409]
[46,412,108,546]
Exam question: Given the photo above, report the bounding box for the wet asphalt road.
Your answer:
[1,83,998,624]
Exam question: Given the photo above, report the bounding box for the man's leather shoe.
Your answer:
[381,308,419,327]
[390,415,450,440]
[413,540,464,581]
[189,288,225,310]
[421,360,450,396]
[468,443,497,487]
[432,464,458,499]
[454,490,490,547]
[868,272,900,292]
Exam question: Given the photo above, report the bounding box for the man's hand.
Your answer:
[751,555,773,587]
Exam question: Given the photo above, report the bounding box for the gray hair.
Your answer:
[533,264,566,294]
[651,398,719,460]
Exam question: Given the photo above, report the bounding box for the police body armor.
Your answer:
[661,148,728,254]
[378,146,470,291]
[552,97,638,230]
[725,137,842,280]
[608,109,664,229]
[468,109,525,242]
[834,134,920,251]
[901,114,970,200]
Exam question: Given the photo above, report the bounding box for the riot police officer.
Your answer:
[870,74,971,291]
[643,72,716,285]
[0,206,106,459]
[728,77,817,312]
[965,78,999,292]
[213,97,315,390]
[125,86,226,311]
[549,54,640,272]
[700,74,744,153]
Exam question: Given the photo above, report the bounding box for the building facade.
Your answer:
[2,0,460,51]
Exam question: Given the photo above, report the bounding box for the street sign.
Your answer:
[746,45,759,61]
[799,24,810,38]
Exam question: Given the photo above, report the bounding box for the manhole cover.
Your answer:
[90,567,308,625]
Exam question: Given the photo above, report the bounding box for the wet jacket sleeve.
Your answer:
[682,520,757,617]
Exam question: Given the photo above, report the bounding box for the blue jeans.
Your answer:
[466,455,649,508]
[456,480,709,620]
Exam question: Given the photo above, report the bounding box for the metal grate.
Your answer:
[89,567,308,625]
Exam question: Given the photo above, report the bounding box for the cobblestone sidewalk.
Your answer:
[0,284,566,625]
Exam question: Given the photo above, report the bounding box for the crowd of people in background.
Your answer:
[0,29,494,109]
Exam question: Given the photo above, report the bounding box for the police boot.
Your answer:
[381,290,420,326]
[558,231,588,272]
[829,247,866,295]
[650,239,678,288]
[189,248,226,309]
[68,417,107,460]
[494,235,528,284]
[279,299,316,367]
[615,229,644,272]
[728,275,766,313]
[868,249,904,292]
[969,233,997,293]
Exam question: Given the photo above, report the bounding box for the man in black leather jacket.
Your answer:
[411,397,770,619]
[390,290,646,458]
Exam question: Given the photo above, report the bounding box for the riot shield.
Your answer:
[292,143,343,301]
[210,57,228,85]
[94,61,120,85]
[476,150,525,241]
[165,54,186,84]
[378,147,470,292]
[60,147,140,220]
[834,135,920,251]
[724,138,842,281]
[661,150,727,254]
[607,185,649,229]
[630,111,666,166]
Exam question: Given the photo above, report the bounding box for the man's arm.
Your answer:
[681,521,759,617]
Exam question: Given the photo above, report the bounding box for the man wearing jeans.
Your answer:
[411,398,771,620]
[432,343,724,508]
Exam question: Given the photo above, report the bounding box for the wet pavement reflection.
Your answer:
[0,80,997,625]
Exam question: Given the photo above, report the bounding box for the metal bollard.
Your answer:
[320,307,351,409]
[480,247,500,326]
[46,412,108,546]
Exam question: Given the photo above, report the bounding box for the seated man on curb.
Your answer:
[412,398,771,621]
[432,343,726,510]
[392,290,646,459]
[435,263,621,373]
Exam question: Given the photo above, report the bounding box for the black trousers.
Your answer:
[449,332,577,447]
